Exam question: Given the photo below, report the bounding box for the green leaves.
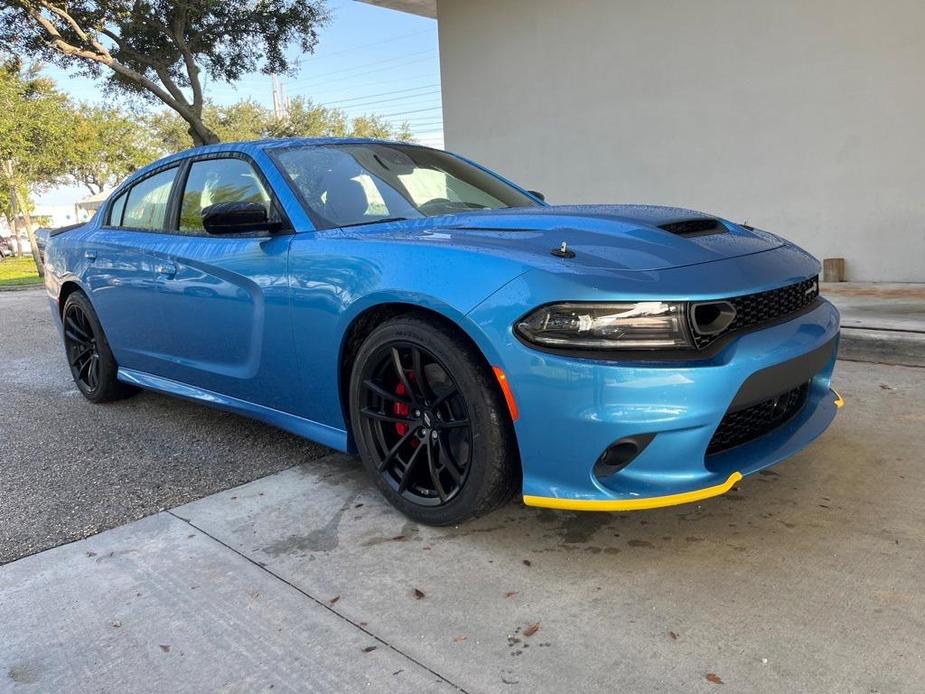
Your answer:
[147,97,417,152]
[1,1,331,144]
[0,63,161,233]
[69,103,161,193]
[0,63,73,222]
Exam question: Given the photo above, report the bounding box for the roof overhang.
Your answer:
[356,0,436,19]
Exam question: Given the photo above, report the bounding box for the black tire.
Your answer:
[349,316,518,525]
[62,291,137,403]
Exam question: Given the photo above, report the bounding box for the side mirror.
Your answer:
[528,190,546,201]
[202,201,274,234]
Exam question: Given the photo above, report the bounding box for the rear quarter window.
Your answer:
[107,191,127,226]
[121,167,178,230]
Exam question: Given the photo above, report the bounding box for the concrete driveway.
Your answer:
[2,288,924,692]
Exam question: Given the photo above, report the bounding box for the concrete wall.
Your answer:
[436,0,925,281]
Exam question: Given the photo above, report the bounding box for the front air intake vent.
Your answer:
[658,218,723,237]
[688,276,821,349]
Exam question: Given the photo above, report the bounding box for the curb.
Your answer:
[0,284,44,293]
[838,328,925,368]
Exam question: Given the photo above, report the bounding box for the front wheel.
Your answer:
[349,316,518,525]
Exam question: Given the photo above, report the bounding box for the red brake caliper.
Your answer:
[393,381,420,447]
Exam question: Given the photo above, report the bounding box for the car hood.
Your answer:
[345,204,785,272]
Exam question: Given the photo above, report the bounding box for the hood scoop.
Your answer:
[658,218,724,238]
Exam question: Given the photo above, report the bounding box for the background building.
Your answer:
[362,0,925,281]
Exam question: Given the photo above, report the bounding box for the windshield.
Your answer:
[272,143,540,229]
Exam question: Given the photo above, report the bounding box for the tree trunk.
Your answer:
[14,189,44,278]
[9,184,23,258]
[188,120,220,146]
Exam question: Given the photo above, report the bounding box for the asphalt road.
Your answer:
[0,288,331,564]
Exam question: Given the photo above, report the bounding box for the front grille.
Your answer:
[690,276,820,349]
[706,382,809,455]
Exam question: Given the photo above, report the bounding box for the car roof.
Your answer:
[188,136,413,152]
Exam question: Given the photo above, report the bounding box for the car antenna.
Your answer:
[551,240,575,258]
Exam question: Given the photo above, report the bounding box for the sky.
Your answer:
[37,0,441,208]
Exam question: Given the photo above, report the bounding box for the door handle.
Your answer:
[155,262,177,278]
[84,249,97,261]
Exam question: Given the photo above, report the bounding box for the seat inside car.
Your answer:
[322,177,370,224]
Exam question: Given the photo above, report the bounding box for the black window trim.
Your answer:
[102,163,181,232]
[100,151,293,237]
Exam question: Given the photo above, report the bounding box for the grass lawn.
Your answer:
[0,256,42,288]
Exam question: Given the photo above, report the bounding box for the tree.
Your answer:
[0,60,72,272]
[0,180,32,253]
[202,99,271,143]
[267,97,348,138]
[148,96,416,153]
[0,1,330,145]
[69,103,160,193]
[145,99,272,152]
[350,113,413,141]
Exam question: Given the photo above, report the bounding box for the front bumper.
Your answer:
[495,299,842,510]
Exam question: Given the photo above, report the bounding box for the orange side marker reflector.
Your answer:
[492,366,519,422]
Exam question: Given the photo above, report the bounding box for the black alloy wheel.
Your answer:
[61,291,137,403]
[350,316,518,525]
[359,341,472,506]
[64,301,102,394]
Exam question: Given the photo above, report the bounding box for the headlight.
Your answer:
[515,302,692,350]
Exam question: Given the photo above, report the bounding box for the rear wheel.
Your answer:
[349,316,518,525]
[62,291,137,403]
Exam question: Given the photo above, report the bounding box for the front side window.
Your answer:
[122,168,178,230]
[273,143,539,228]
[180,158,272,232]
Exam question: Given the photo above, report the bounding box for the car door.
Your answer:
[147,153,299,412]
[81,165,179,374]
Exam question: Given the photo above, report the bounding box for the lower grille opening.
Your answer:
[707,382,810,456]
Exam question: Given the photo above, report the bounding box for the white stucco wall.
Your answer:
[435,0,925,281]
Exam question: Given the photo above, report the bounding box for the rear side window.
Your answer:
[122,167,178,230]
[180,158,271,232]
[108,191,127,226]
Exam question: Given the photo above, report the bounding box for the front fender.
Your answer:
[287,234,530,435]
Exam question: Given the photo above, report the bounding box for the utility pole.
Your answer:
[271,73,289,121]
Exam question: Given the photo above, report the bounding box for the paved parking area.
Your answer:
[0,289,330,564]
[2,287,925,691]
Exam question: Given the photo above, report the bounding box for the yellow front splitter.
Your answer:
[523,471,743,512]
[526,388,844,512]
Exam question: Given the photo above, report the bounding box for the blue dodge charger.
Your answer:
[44,138,842,524]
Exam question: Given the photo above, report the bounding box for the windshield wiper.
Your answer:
[341,216,411,228]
